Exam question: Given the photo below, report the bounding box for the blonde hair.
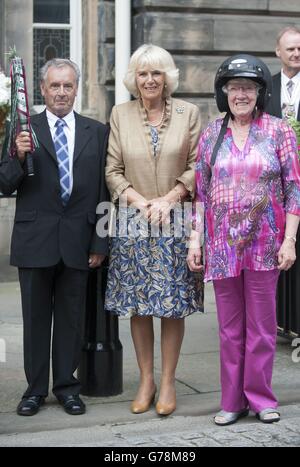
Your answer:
[123,44,179,98]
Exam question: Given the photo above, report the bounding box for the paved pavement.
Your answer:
[0,280,300,447]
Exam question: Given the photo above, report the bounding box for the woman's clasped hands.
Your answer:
[131,196,177,225]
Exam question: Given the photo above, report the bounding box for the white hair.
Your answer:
[40,58,81,85]
[123,44,179,98]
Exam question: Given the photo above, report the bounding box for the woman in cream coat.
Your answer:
[105,44,203,416]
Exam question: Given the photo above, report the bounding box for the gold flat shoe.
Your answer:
[131,388,156,414]
[155,400,176,416]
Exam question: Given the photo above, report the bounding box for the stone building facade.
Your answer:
[97,0,300,125]
[0,0,299,279]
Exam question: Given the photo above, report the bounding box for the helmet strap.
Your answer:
[210,113,230,168]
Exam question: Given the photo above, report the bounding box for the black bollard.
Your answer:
[78,265,123,396]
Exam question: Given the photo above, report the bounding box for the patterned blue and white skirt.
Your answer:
[104,207,204,319]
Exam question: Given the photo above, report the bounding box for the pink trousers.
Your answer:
[213,269,280,413]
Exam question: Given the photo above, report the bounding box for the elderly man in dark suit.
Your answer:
[0,59,109,416]
[266,27,300,336]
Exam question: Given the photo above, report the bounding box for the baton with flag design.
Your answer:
[7,49,38,176]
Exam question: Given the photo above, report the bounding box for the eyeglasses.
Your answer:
[223,85,259,96]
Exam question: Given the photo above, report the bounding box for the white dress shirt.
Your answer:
[46,109,75,193]
[281,70,300,118]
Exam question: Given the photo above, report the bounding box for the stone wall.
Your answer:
[132,0,300,126]
[1,0,33,104]
[81,0,112,123]
[1,0,299,129]
[3,0,298,132]
[93,0,115,123]
[81,0,115,124]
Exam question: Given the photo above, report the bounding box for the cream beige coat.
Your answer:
[105,97,201,202]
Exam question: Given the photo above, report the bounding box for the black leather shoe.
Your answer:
[17,396,45,416]
[57,395,86,415]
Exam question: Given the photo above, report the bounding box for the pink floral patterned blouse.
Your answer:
[195,112,300,282]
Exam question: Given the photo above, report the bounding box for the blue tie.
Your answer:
[54,119,70,205]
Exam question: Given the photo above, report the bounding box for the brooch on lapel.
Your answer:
[175,106,185,114]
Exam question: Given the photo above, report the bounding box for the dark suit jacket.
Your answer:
[266,72,300,121]
[0,110,109,270]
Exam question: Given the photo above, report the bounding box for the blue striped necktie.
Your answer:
[53,119,70,205]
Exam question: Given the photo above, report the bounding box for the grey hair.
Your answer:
[123,44,179,98]
[276,26,300,45]
[40,58,81,85]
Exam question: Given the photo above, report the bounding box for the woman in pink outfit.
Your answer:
[187,54,300,425]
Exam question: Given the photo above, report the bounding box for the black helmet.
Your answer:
[214,54,273,112]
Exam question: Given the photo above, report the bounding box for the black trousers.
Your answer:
[276,228,300,335]
[18,262,89,398]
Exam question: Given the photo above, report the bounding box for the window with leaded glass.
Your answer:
[33,0,71,106]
